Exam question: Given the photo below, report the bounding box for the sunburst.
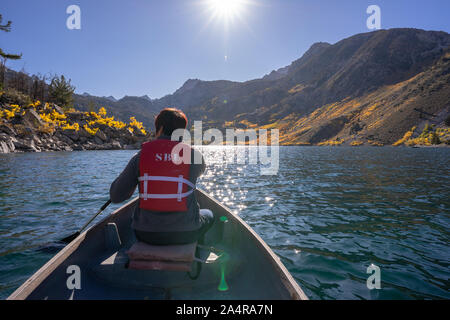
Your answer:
[208,0,246,21]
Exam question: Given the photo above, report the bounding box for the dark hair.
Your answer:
[155,108,188,136]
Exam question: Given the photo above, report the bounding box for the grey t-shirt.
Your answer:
[109,137,206,232]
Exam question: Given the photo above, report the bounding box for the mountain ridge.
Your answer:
[71,28,450,145]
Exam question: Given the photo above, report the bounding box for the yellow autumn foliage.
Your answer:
[98,107,107,117]
[288,84,305,94]
[3,102,148,138]
[129,117,146,135]
[393,127,416,146]
[350,141,364,146]
[0,105,21,120]
[83,124,99,135]
[318,139,344,146]
[62,123,80,131]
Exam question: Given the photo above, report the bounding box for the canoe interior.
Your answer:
[9,190,307,300]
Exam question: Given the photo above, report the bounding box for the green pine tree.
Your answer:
[48,75,75,109]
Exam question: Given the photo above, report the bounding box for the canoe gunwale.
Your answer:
[8,189,308,300]
[7,199,137,300]
[196,190,308,300]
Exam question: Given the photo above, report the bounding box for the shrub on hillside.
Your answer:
[430,131,441,145]
[0,88,32,106]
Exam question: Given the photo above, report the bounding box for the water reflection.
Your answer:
[0,147,449,299]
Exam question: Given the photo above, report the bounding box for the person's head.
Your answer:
[154,108,188,137]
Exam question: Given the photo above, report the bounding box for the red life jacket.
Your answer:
[138,139,194,212]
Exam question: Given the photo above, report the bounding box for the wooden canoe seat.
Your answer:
[126,241,197,272]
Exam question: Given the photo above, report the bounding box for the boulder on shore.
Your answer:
[62,129,80,142]
[96,129,108,142]
[0,124,16,136]
[13,139,39,152]
[23,109,45,127]
[0,134,16,153]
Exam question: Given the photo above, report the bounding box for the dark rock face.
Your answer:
[13,139,39,152]
[62,129,80,142]
[349,122,365,136]
[0,124,16,136]
[307,116,350,144]
[23,109,45,127]
[93,136,103,145]
[96,130,108,142]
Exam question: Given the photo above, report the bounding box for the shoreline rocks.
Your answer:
[0,103,152,154]
[0,128,146,154]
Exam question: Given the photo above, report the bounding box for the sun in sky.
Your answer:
[202,0,254,28]
[196,0,257,62]
[207,0,247,21]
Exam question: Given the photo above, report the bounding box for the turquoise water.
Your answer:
[0,147,449,299]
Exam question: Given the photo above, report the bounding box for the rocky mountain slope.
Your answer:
[70,28,450,145]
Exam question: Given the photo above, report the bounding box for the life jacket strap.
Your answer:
[138,174,196,202]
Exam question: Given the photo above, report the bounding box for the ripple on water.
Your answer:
[1,147,449,299]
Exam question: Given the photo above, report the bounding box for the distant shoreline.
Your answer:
[2,144,449,155]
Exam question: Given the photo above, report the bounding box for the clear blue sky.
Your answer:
[1,0,450,99]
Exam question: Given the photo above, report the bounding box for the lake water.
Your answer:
[0,147,449,299]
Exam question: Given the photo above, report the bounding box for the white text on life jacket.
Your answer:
[155,153,172,162]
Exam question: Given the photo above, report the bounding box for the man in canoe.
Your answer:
[109,108,214,245]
